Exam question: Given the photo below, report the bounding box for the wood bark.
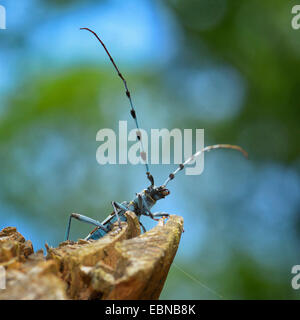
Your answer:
[0,212,183,300]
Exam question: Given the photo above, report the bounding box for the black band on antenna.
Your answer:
[163,144,248,186]
[81,27,151,176]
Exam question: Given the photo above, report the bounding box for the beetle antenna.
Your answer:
[80,27,152,180]
[163,144,248,186]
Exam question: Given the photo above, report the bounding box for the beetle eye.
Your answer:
[162,189,170,196]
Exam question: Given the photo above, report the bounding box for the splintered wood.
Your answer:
[0,213,183,300]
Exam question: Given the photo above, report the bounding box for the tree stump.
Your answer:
[0,212,184,300]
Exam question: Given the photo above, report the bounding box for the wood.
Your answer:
[0,212,183,300]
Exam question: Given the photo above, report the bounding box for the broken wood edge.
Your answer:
[93,214,184,299]
[0,212,184,300]
[0,227,66,300]
[46,211,142,299]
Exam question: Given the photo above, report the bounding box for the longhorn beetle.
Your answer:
[65,27,248,241]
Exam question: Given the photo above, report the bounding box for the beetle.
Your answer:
[65,28,248,241]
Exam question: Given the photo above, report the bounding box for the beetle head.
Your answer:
[150,185,170,201]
